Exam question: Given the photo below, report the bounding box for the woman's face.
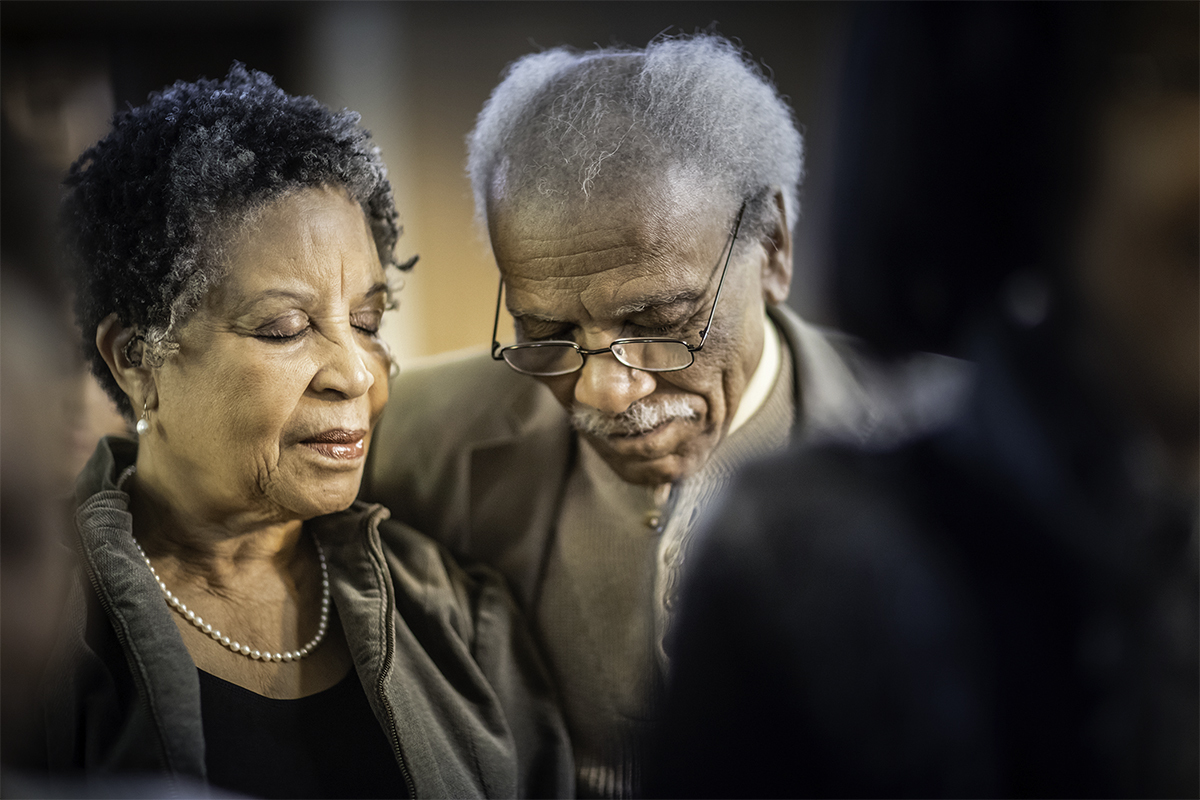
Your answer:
[140,187,392,524]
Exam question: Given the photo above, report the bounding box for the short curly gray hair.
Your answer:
[62,63,404,419]
[467,34,804,244]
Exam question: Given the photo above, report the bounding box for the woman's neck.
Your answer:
[127,463,305,573]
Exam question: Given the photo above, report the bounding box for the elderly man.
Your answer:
[365,34,961,798]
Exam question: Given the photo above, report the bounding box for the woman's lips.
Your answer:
[300,429,367,460]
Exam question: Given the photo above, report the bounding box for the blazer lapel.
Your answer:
[463,388,576,611]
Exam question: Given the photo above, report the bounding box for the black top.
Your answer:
[199,668,409,799]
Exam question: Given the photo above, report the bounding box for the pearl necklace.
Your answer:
[133,535,331,663]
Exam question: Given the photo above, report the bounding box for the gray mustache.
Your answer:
[571,397,699,437]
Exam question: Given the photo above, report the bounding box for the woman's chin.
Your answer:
[273,467,365,521]
[292,493,359,521]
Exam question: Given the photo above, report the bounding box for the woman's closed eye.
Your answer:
[252,309,384,341]
[255,314,310,340]
[351,310,383,336]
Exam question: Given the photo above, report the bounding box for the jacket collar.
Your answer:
[70,436,209,782]
[74,433,137,505]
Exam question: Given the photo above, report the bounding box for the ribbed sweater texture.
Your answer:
[536,340,797,798]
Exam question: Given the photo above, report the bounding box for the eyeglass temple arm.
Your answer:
[695,201,747,350]
[491,274,506,360]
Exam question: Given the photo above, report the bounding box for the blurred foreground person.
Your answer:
[649,4,1198,797]
[44,64,571,798]
[2,75,216,797]
[1,131,75,781]
[0,43,131,483]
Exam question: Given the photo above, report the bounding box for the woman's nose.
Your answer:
[311,327,376,398]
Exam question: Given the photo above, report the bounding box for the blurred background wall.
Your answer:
[2,1,852,366]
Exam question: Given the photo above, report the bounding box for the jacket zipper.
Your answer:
[366,510,418,799]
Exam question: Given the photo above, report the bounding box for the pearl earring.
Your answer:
[136,401,150,436]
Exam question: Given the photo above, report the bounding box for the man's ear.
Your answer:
[759,188,793,306]
[95,313,156,409]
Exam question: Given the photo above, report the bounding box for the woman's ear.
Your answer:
[95,313,155,409]
[760,188,794,307]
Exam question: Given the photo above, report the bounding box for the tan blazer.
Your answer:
[362,303,968,609]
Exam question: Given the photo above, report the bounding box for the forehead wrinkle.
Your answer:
[498,193,726,322]
[511,218,642,248]
[506,243,644,281]
[576,269,688,323]
[501,213,678,276]
[504,277,577,322]
[596,253,700,306]
[506,251,705,324]
[339,252,350,303]
[332,205,386,304]
[338,262,390,306]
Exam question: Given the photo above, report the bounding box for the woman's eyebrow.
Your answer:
[229,281,389,314]
[363,282,389,301]
[228,289,315,314]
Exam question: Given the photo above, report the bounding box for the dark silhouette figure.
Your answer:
[647,3,1199,797]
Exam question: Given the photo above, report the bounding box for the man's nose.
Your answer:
[573,352,656,415]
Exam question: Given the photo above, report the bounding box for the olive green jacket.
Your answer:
[43,436,574,798]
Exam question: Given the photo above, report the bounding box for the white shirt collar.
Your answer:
[728,310,781,436]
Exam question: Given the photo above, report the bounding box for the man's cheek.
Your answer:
[539,374,578,407]
[656,368,718,409]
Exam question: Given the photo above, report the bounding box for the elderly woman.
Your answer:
[45,64,572,798]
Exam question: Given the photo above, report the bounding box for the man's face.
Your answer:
[488,179,789,486]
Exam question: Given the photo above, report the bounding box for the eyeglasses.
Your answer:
[490,202,747,377]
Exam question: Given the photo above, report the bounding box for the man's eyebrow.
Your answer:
[613,291,702,318]
[510,310,564,327]
[508,290,703,324]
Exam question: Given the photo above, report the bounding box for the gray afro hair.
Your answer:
[467,33,804,240]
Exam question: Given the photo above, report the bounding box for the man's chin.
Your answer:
[584,431,710,486]
[601,455,687,486]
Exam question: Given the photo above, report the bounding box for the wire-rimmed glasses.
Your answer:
[490,201,747,377]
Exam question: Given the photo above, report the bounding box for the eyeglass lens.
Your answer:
[613,341,694,371]
[502,340,695,376]
[502,345,581,376]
